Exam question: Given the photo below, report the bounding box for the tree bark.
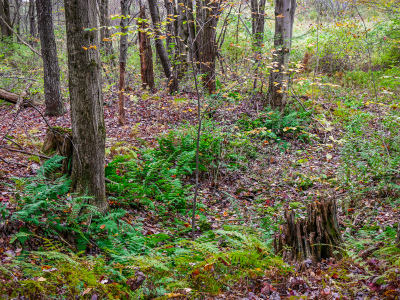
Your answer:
[42,127,73,175]
[0,0,12,38]
[396,223,400,247]
[36,0,65,117]
[177,0,188,76]
[274,198,343,266]
[64,0,107,212]
[199,0,222,94]
[265,0,296,111]
[251,0,266,90]
[118,0,130,126]
[138,5,155,90]
[98,0,113,54]
[148,0,178,93]
[28,0,37,47]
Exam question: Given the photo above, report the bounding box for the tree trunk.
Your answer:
[36,0,65,117]
[0,0,13,38]
[251,0,266,90]
[177,0,188,76]
[265,0,296,111]
[148,0,178,93]
[28,0,37,47]
[98,0,113,54]
[199,0,221,94]
[396,223,400,247]
[274,198,344,266]
[118,0,130,126]
[64,0,107,213]
[186,0,197,63]
[164,0,175,51]
[13,0,21,35]
[138,5,155,91]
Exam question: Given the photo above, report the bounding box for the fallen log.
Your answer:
[0,88,36,107]
[274,198,344,265]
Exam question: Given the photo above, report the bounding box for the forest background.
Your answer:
[0,0,400,299]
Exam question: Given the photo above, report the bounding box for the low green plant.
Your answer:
[237,107,313,149]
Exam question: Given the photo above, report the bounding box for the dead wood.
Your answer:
[42,127,73,174]
[274,198,344,265]
[0,88,37,107]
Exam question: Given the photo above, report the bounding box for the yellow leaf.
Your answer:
[82,46,88,50]
[82,288,92,295]
[159,36,167,39]
[92,45,97,50]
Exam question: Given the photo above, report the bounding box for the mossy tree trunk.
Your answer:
[64,0,107,213]
[274,198,344,265]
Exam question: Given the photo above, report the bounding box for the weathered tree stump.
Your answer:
[42,127,73,174]
[274,198,344,265]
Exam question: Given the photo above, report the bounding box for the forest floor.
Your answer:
[1,79,400,298]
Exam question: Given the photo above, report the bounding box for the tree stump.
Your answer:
[274,198,344,265]
[42,127,73,174]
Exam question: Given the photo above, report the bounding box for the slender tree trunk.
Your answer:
[0,0,13,38]
[118,0,130,126]
[265,0,297,111]
[64,0,107,212]
[185,0,197,63]
[138,5,155,90]
[177,0,188,77]
[98,0,113,54]
[36,0,65,117]
[397,223,400,247]
[200,0,221,94]
[164,0,174,51]
[251,0,266,90]
[148,0,178,93]
[28,0,37,47]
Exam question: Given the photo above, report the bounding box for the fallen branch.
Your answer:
[0,16,42,57]
[0,145,50,159]
[14,82,33,112]
[0,156,28,167]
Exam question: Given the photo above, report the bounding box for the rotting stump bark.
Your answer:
[42,127,73,174]
[274,198,344,265]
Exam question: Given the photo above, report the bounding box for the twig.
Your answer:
[0,156,28,167]
[4,137,23,149]
[0,16,42,57]
[0,145,50,159]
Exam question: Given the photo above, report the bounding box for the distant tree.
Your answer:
[138,5,155,90]
[36,0,65,117]
[251,0,266,90]
[197,0,222,94]
[118,0,130,126]
[0,0,13,39]
[28,0,37,47]
[64,0,107,212]
[148,0,178,93]
[265,0,297,111]
[98,0,113,54]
